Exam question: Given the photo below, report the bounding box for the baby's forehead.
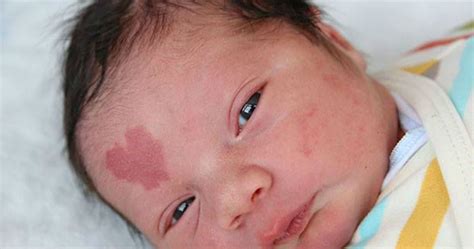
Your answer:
[102,29,278,100]
[80,37,239,140]
[79,21,321,171]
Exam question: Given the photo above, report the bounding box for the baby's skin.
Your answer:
[77,14,400,249]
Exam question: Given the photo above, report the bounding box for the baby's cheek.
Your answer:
[299,206,357,249]
[184,223,249,249]
[296,106,320,158]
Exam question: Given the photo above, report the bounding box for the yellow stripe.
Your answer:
[403,59,438,75]
[456,20,474,32]
[396,159,450,249]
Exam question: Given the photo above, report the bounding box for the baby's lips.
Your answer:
[258,194,316,247]
[296,202,357,249]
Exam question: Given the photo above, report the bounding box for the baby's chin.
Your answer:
[293,188,371,249]
[296,207,359,249]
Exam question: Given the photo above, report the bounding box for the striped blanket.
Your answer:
[349,22,473,248]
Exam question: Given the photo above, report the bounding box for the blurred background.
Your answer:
[1,0,472,248]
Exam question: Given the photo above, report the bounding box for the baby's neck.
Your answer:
[371,77,402,157]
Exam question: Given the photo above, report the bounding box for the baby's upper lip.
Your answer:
[259,194,316,246]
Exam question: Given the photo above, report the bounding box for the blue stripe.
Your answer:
[351,197,388,248]
[449,37,474,116]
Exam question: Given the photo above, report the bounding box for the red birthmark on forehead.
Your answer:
[105,126,170,190]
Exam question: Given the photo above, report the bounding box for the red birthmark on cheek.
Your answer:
[299,107,318,157]
[105,126,170,190]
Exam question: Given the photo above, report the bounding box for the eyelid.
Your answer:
[158,201,172,236]
[159,195,192,236]
[168,198,191,233]
[230,80,267,136]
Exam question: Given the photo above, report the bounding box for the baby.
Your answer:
[62,1,473,248]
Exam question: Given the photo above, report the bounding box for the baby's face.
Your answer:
[79,23,395,249]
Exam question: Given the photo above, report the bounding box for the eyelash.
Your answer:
[238,91,261,132]
[167,196,195,231]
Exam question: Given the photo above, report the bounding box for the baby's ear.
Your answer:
[316,20,367,71]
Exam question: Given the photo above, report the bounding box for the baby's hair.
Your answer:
[62,0,345,240]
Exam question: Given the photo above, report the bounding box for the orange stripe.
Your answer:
[409,33,474,53]
[396,159,450,249]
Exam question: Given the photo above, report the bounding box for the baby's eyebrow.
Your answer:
[105,126,170,190]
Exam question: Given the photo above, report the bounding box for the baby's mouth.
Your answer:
[273,196,314,245]
[259,194,317,247]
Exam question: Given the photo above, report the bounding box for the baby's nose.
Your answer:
[216,166,273,230]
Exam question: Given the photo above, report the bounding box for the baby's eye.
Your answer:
[171,196,195,226]
[238,91,261,130]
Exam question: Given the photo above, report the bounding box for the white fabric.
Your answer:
[374,69,473,247]
[383,93,428,188]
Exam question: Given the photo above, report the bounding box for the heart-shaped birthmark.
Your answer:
[105,126,170,190]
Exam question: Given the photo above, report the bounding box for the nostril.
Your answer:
[230,215,243,229]
[251,187,263,202]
